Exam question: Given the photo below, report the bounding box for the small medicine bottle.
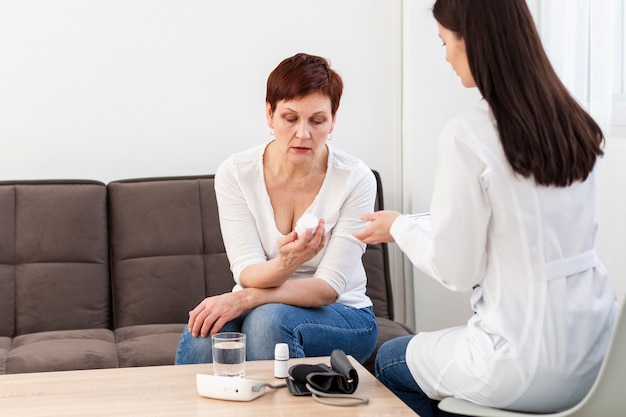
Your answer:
[274,343,289,379]
[294,213,318,240]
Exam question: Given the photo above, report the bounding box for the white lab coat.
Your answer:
[392,100,619,412]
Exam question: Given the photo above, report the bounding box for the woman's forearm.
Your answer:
[239,225,326,289]
[242,277,338,308]
[238,256,296,288]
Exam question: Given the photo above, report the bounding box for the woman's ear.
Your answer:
[330,114,337,133]
[265,102,274,128]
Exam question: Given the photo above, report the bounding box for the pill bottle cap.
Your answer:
[274,343,289,360]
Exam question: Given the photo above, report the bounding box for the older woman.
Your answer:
[175,53,378,363]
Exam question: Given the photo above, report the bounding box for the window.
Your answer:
[529,0,621,137]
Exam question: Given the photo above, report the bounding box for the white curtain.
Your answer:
[527,0,616,133]
[528,0,626,304]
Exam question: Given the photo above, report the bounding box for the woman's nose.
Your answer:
[296,122,311,139]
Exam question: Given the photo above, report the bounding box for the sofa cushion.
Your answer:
[0,266,15,338]
[0,181,110,337]
[115,323,186,367]
[108,177,233,329]
[6,329,118,374]
[0,337,10,374]
[0,187,16,337]
[17,263,111,334]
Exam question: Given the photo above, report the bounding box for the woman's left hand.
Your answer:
[276,219,326,271]
[239,219,326,289]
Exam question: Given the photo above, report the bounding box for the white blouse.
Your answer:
[214,142,375,309]
[392,100,619,412]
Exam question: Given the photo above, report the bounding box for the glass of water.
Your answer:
[211,332,246,377]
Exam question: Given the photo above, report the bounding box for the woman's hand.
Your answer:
[278,218,326,269]
[187,291,250,338]
[353,210,401,244]
[239,219,326,288]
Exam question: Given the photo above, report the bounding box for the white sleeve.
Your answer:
[314,168,376,296]
[214,160,267,285]
[391,120,491,292]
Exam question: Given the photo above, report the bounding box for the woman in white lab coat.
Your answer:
[354,0,620,416]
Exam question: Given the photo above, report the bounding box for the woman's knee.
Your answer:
[242,304,287,336]
[175,326,213,364]
[241,304,289,359]
[376,336,412,365]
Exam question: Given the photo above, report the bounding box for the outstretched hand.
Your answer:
[353,210,401,245]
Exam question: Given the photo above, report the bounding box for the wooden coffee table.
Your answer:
[0,356,416,416]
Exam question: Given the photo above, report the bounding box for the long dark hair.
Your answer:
[433,0,604,187]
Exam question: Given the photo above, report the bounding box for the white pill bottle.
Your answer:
[274,343,290,379]
[294,213,318,240]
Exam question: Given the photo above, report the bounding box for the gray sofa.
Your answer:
[0,172,412,375]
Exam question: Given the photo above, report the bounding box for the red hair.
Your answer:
[266,53,343,116]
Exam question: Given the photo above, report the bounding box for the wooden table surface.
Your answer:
[0,356,416,416]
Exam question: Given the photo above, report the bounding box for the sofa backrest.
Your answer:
[108,176,233,329]
[107,171,395,328]
[364,170,395,321]
[0,180,110,337]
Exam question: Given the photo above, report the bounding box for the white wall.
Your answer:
[0,0,401,189]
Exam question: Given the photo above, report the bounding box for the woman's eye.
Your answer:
[312,119,325,125]
[285,117,297,123]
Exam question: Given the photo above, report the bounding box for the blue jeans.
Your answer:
[175,303,377,364]
[375,336,465,417]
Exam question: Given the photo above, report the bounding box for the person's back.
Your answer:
[434,101,618,412]
[510,174,618,412]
